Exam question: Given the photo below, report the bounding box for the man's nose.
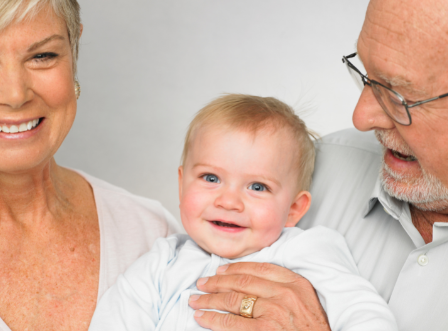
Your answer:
[0,66,33,110]
[214,188,244,212]
[352,86,395,131]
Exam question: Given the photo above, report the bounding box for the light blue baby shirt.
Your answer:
[89,226,397,331]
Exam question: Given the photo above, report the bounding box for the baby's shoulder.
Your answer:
[282,226,345,242]
[281,226,350,255]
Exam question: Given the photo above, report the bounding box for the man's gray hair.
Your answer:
[0,0,81,75]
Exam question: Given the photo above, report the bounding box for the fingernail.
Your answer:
[189,295,200,302]
[194,310,204,318]
[217,265,229,274]
[197,277,209,286]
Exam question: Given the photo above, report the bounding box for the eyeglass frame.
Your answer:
[342,52,448,126]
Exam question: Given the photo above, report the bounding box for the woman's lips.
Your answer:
[0,118,43,140]
[0,118,40,133]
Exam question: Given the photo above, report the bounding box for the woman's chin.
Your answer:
[0,150,54,175]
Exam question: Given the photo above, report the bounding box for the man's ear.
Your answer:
[285,191,312,227]
[178,166,183,202]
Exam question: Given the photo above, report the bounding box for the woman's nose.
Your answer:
[352,86,395,131]
[214,188,245,212]
[0,66,33,109]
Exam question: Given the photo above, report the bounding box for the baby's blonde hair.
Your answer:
[182,94,317,191]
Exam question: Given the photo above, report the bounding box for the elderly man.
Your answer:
[189,0,448,330]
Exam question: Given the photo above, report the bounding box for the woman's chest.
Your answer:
[0,221,100,331]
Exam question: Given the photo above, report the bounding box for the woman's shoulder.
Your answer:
[70,169,183,297]
[74,169,180,231]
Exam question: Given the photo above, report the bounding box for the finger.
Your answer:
[194,310,268,331]
[217,262,302,283]
[189,292,266,318]
[197,273,289,298]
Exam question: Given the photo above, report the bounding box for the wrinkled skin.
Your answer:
[354,0,448,243]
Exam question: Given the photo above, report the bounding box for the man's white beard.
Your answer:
[375,130,448,211]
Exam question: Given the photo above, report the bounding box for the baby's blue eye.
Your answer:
[203,174,220,183]
[249,183,266,192]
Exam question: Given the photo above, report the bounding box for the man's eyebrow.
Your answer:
[27,34,65,52]
[374,70,428,98]
[375,70,412,87]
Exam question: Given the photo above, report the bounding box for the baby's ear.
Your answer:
[178,166,184,201]
[285,191,312,227]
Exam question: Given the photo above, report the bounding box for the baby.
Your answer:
[89,94,397,330]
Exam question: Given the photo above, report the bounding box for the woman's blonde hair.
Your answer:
[0,0,81,74]
[182,94,318,192]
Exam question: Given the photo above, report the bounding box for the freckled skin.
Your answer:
[353,0,448,243]
[0,6,100,331]
[0,166,100,331]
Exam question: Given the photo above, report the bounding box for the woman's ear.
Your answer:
[285,191,312,227]
[178,166,183,201]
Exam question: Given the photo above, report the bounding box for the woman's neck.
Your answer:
[0,158,72,225]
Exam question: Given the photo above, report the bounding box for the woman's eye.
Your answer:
[32,53,58,63]
[203,174,220,183]
[249,183,266,192]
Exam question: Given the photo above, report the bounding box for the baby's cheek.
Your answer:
[251,203,285,245]
[180,188,211,228]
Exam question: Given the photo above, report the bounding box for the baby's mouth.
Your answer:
[391,149,417,162]
[211,221,243,228]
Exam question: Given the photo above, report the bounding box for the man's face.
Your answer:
[352,0,448,211]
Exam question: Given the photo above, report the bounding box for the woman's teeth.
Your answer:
[0,119,40,133]
[392,149,417,161]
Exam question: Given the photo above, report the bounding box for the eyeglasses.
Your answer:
[342,52,448,126]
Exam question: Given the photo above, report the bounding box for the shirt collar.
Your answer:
[364,175,448,248]
[363,176,404,219]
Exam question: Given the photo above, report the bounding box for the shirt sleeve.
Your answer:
[282,226,398,331]
[89,236,177,331]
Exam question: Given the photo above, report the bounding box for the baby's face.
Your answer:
[178,125,310,259]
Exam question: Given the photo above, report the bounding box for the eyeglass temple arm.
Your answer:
[342,53,369,81]
[408,92,448,108]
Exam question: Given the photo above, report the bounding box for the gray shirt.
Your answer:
[299,128,448,331]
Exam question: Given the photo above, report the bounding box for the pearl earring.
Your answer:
[75,80,81,99]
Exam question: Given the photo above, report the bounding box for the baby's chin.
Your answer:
[198,243,265,259]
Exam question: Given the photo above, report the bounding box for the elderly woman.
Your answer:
[0,1,334,330]
[0,0,180,330]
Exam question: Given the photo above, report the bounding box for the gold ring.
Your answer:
[239,295,257,318]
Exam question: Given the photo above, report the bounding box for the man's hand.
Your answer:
[188,262,331,331]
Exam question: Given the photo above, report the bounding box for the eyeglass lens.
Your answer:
[371,83,411,125]
[344,57,411,125]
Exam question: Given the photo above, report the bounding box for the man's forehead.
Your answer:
[358,0,448,96]
[363,0,448,53]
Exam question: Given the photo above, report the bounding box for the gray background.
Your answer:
[56,0,369,222]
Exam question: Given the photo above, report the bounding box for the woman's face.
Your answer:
[0,6,77,174]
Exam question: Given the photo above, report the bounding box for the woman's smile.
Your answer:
[0,117,43,139]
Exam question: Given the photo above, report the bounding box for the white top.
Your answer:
[0,170,181,331]
[89,227,397,331]
[299,129,448,331]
